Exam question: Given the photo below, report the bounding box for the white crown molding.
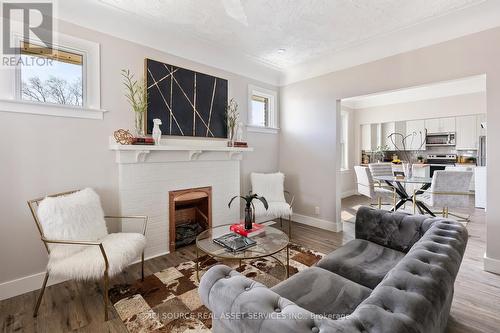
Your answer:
[280,0,500,86]
[342,74,486,109]
[56,0,281,86]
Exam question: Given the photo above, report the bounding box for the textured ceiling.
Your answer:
[99,0,485,69]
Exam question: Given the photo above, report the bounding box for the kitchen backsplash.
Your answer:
[362,146,478,164]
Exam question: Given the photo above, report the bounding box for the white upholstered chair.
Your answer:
[28,188,148,321]
[414,170,473,219]
[250,172,294,237]
[354,166,395,208]
[368,162,393,178]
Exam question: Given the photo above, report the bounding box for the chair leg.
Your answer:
[288,214,292,240]
[33,272,49,317]
[447,211,471,222]
[141,252,145,281]
[442,207,446,217]
[103,271,109,321]
[377,197,382,209]
[445,207,449,218]
[413,190,416,214]
[393,190,397,211]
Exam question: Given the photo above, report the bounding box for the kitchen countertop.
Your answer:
[360,163,477,167]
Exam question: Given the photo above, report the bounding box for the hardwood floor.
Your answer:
[1,197,499,333]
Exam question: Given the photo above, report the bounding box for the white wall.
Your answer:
[0,19,279,296]
[340,106,356,198]
[279,26,500,275]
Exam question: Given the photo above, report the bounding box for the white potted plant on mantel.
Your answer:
[121,69,148,137]
[226,98,239,147]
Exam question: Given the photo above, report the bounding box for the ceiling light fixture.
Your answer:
[277,48,286,54]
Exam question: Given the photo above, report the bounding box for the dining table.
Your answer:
[373,175,435,216]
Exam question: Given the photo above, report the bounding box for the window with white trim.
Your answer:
[19,42,84,107]
[340,110,349,171]
[0,31,103,119]
[247,85,278,132]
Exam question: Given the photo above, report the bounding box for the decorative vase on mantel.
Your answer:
[226,98,239,147]
[135,112,145,137]
[227,126,235,147]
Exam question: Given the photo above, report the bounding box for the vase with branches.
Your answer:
[226,98,239,146]
[387,131,426,178]
[228,193,268,230]
[121,69,148,137]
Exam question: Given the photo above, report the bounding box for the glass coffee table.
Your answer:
[195,224,290,281]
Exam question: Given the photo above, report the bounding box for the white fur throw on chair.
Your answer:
[251,172,286,202]
[37,188,146,280]
[251,172,292,220]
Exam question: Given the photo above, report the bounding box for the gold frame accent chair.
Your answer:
[28,189,148,321]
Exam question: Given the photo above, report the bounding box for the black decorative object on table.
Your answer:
[145,58,228,138]
[228,194,268,230]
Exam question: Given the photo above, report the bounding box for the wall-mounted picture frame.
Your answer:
[144,58,228,138]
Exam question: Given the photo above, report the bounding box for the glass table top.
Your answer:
[196,224,289,259]
[374,175,433,184]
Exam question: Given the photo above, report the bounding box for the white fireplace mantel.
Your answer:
[109,137,253,164]
[110,136,247,258]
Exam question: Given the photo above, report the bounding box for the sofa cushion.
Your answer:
[271,267,372,318]
[316,239,405,289]
[356,206,435,253]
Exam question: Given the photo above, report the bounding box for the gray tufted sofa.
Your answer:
[199,207,468,333]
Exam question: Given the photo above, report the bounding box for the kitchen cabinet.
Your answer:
[381,122,405,150]
[425,117,455,133]
[405,120,426,150]
[413,164,430,178]
[456,115,477,150]
[425,119,440,133]
[361,124,379,152]
[475,166,486,209]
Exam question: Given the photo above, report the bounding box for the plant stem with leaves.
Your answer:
[226,98,239,140]
[122,69,148,136]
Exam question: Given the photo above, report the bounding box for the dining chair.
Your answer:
[368,162,393,178]
[28,188,148,321]
[250,172,294,238]
[354,166,396,209]
[413,170,473,221]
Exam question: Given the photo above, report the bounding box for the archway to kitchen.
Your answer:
[337,74,486,224]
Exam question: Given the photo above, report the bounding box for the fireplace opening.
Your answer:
[169,187,212,252]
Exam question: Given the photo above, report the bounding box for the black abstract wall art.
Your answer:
[145,58,228,138]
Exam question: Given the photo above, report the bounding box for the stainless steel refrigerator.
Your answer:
[478,136,486,166]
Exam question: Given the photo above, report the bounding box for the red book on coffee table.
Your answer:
[230,223,265,237]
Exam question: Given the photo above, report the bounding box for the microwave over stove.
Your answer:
[426,132,456,146]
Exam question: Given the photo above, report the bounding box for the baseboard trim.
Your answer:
[341,190,357,199]
[0,249,171,301]
[292,213,342,232]
[483,253,500,274]
[0,271,67,301]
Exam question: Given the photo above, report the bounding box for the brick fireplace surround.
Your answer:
[110,138,252,259]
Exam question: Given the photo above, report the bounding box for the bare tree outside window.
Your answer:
[19,45,84,107]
